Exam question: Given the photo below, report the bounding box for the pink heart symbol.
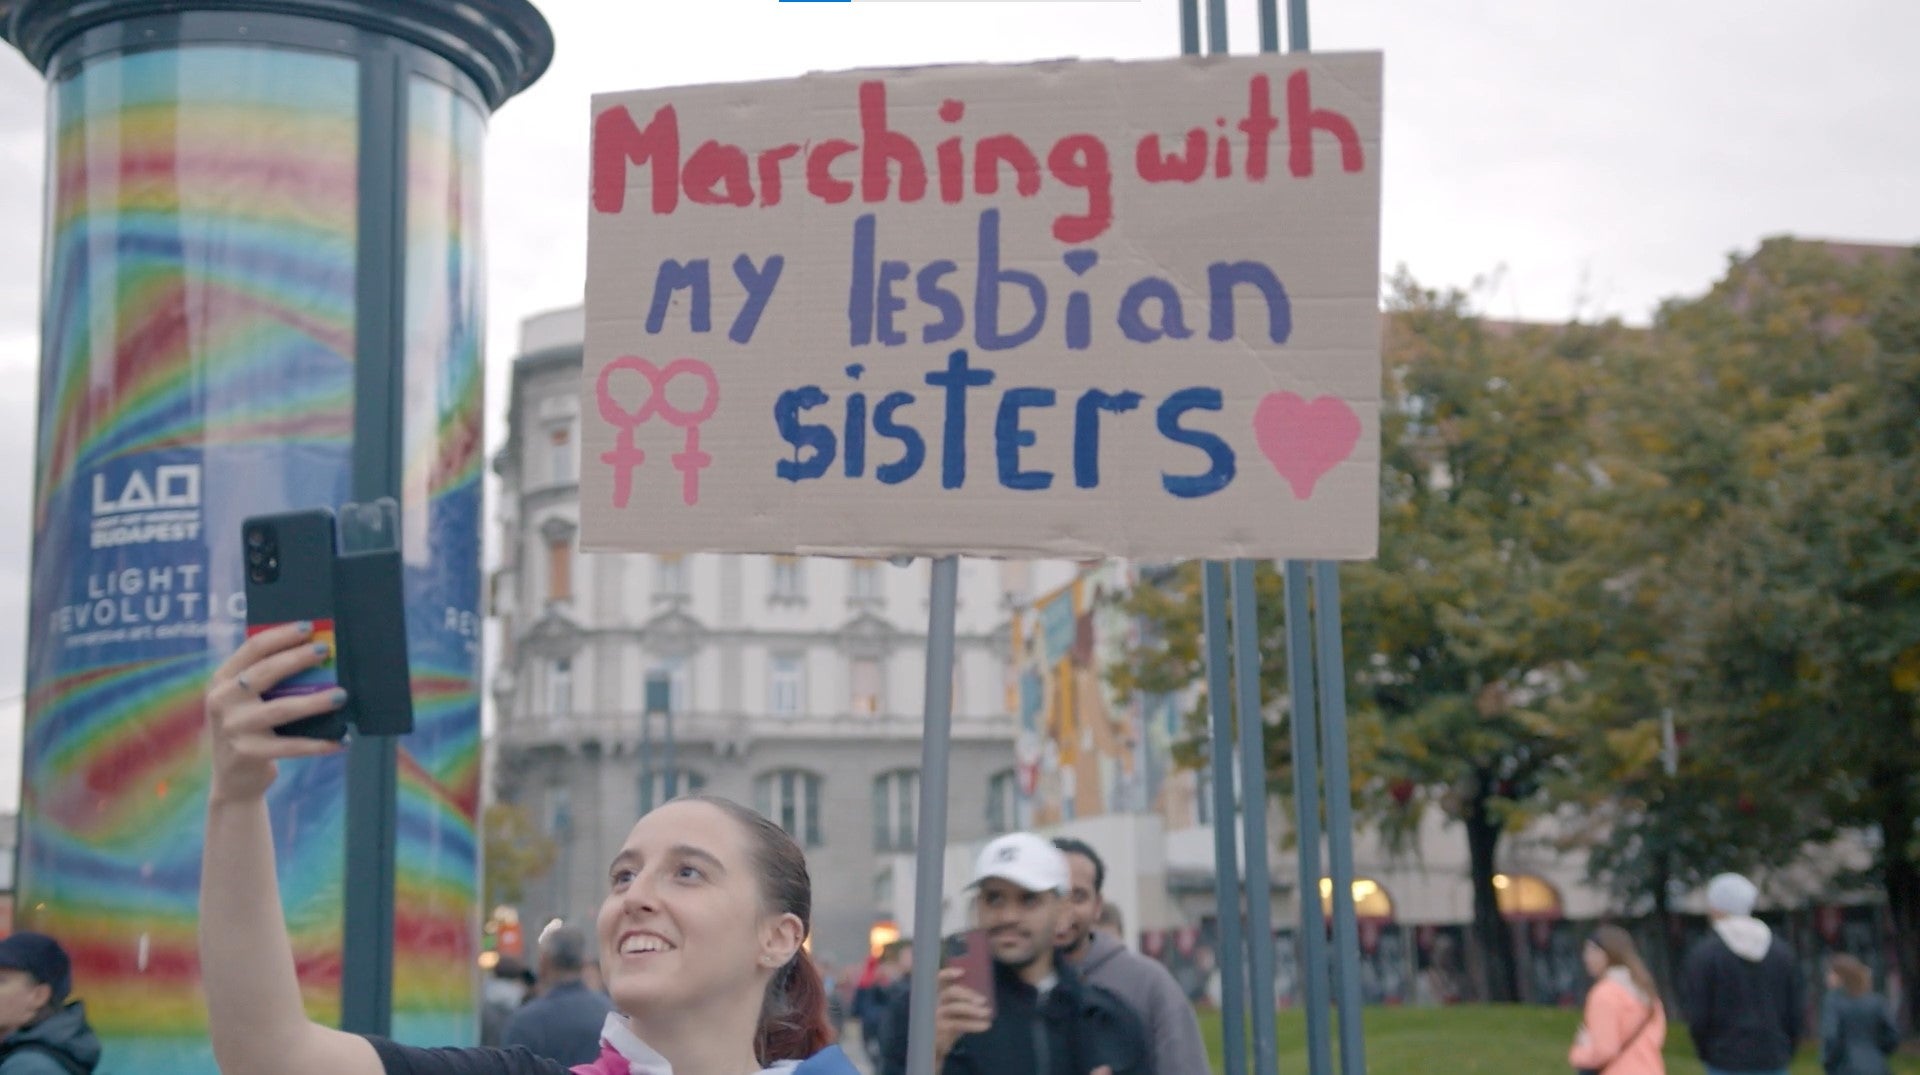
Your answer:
[1252,392,1361,499]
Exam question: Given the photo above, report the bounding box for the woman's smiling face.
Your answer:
[596,798,774,1015]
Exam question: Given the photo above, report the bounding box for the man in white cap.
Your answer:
[879,832,1150,1075]
[1680,872,1804,1075]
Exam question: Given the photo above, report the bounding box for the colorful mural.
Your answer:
[1010,564,1207,830]
[20,45,487,1069]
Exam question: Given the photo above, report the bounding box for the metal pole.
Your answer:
[905,556,960,1075]
[641,702,654,806]
[1231,561,1279,1075]
[1179,0,1201,57]
[1257,0,1281,53]
[664,703,677,798]
[1287,0,1312,51]
[1283,561,1333,1071]
[341,38,406,1037]
[1206,0,1230,53]
[1314,562,1366,1075]
[1203,563,1250,1075]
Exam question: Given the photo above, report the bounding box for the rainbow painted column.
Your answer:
[2,4,549,1070]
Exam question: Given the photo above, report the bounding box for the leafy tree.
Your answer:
[483,800,558,913]
[1547,305,1827,981]
[1116,273,1629,1000]
[1627,240,1920,1021]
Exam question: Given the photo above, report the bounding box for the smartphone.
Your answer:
[944,930,996,1016]
[242,509,347,741]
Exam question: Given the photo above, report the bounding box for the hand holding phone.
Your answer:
[241,501,413,740]
[208,621,350,803]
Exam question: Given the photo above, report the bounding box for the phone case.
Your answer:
[945,930,996,1014]
[242,509,348,741]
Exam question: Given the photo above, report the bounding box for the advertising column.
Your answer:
[2,3,550,1070]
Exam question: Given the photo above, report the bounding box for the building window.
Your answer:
[769,654,805,717]
[546,537,572,603]
[548,658,573,717]
[849,559,882,605]
[987,769,1018,835]
[850,657,882,716]
[639,768,706,814]
[655,554,689,600]
[873,769,918,851]
[770,556,806,602]
[547,786,573,838]
[549,423,575,483]
[648,657,691,714]
[754,770,823,847]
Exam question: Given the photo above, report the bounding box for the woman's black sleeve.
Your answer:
[366,1037,570,1075]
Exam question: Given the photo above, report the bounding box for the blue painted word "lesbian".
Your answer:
[848,209,1290,351]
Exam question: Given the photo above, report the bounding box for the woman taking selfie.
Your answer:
[200,621,858,1075]
[1568,925,1666,1075]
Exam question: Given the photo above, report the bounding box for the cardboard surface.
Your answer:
[583,53,1382,560]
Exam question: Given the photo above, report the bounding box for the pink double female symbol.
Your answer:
[594,355,720,508]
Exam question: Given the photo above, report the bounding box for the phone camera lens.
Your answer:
[248,568,268,583]
[246,528,267,548]
[247,550,264,566]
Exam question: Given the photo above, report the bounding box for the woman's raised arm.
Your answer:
[199,620,384,1075]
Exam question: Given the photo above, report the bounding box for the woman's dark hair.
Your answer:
[1587,924,1657,1001]
[679,794,834,1063]
[1830,953,1872,997]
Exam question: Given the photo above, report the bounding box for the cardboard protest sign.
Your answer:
[583,53,1382,560]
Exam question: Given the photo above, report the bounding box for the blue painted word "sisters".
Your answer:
[774,349,1236,499]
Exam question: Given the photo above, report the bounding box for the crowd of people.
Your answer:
[1565,872,1901,1075]
[0,622,1907,1075]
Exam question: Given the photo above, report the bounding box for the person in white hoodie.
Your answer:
[1681,873,1805,1075]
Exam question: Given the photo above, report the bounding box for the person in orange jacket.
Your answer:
[1570,925,1667,1075]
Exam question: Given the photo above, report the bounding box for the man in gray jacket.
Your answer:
[1053,838,1209,1075]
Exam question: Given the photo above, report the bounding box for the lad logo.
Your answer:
[89,463,204,548]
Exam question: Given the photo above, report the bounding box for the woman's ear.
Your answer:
[760,912,805,968]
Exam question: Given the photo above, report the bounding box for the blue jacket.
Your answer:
[793,1045,860,1074]
[1821,990,1899,1075]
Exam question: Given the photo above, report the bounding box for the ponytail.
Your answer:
[757,953,835,1063]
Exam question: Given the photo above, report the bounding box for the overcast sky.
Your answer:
[0,0,1914,810]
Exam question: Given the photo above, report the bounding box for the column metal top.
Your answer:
[0,0,553,109]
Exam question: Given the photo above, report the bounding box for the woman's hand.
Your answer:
[206,621,348,805]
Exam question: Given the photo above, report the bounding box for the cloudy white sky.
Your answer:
[0,0,1915,810]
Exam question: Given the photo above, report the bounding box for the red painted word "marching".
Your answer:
[592,71,1363,244]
